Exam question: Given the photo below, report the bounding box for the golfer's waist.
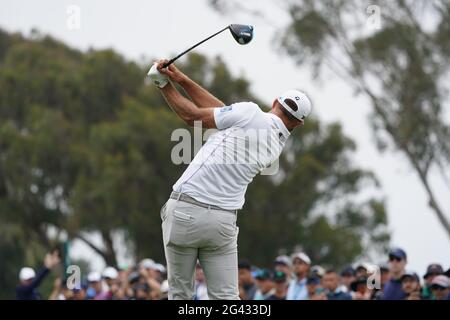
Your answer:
[170,191,238,214]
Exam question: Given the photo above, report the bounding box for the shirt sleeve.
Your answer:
[213,102,259,130]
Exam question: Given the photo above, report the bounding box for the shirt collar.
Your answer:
[267,113,290,140]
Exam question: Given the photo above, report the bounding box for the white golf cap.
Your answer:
[292,252,311,265]
[277,89,312,120]
[139,258,155,269]
[19,267,36,281]
[102,266,118,280]
[431,275,450,288]
[87,271,102,282]
[154,263,166,273]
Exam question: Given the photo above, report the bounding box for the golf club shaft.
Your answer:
[162,26,229,68]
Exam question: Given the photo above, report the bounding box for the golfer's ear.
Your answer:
[272,99,278,109]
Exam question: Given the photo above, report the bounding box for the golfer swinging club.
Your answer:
[149,59,312,300]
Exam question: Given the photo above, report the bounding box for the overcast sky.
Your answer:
[1,0,449,275]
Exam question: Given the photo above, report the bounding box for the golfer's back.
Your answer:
[173,102,290,210]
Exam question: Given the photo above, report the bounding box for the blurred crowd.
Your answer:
[16,248,450,300]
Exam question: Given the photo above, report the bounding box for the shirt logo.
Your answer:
[220,105,233,113]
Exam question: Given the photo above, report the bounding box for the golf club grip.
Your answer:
[162,26,230,69]
[162,58,176,69]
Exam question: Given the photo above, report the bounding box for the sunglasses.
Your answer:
[430,285,447,291]
[388,256,403,262]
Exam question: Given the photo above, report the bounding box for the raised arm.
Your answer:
[156,60,225,109]
[159,81,216,128]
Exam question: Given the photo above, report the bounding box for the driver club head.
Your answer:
[229,24,254,45]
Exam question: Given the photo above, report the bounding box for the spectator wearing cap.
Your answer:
[266,271,288,300]
[153,263,166,283]
[194,263,208,300]
[323,269,352,300]
[355,263,369,278]
[254,269,275,300]
[429,275,450,300]
[274,255,292,282]
[382,248,407,300]
[421,263,444,300]
[379,263,390,288]
[306,276,326,300]
[72,281,89,300]
[339,266,356,293]
[95,266,118,300]
[139,258,160,280]
[401,271,421,300]
[238,261,257,300]
[351,276,371,300]
[286,252,311,300]
[16,251,61,300]
[370,263,390,300]
[310,265,325,279]
[86,271,105,300]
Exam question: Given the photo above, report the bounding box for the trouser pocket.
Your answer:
[168,210,195,246]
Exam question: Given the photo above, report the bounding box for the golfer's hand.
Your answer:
[156,59,187,84]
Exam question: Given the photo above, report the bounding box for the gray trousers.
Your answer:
[161,198,240,300]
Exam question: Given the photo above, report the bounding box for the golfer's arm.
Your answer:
[180,77,225,109]
[160,83,216,128]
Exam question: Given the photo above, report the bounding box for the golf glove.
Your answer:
[147,63,169,88]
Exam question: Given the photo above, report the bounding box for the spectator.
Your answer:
[16,250,61,300]
[355,263,369,278]
[238,261,257,300]
[86,271,104,299]
[430,275,450,300]
[370,263,390,300]
[274,256,292,281]
[340,266,356,293]
[153,263,166,283]
[134,283,151,300]
[323,269,352,300]
[266,271,288,300]
[194,263,208,300]
[138,264,162,299]
[306,276,326,300]
[96,266,118,300]
[401,271,421,300]
[379,263,390,289]
[139,258,159,279]
[351,277,371,300]
[127,271,142,298]
[310,265,325,279]
[254,269,275,300]
[421,263,443,300]
[286,252,311,300]
[72,281,88,300]
[382,248,407,300]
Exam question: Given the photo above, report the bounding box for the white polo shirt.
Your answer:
[172,102,290,210]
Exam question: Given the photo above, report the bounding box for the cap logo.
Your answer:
[295,96,300,101]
